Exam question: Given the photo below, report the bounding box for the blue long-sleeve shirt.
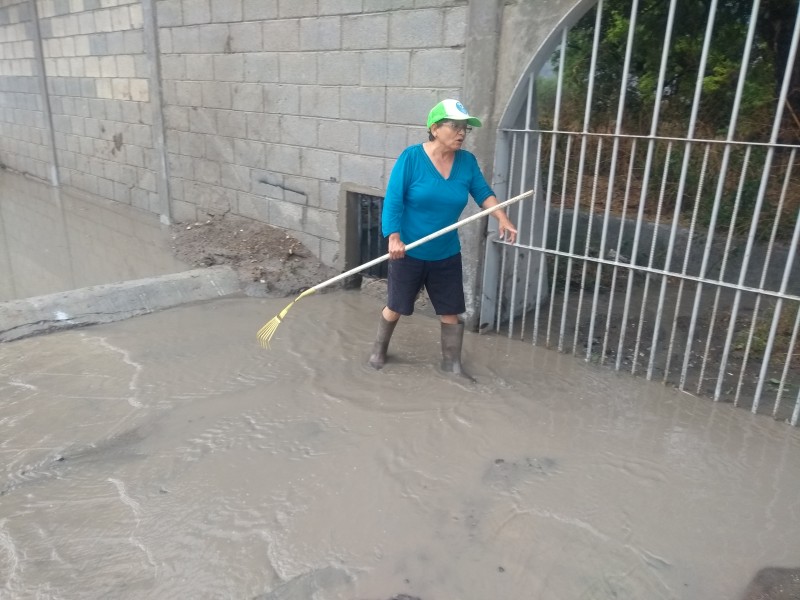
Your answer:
[382,144,495,261]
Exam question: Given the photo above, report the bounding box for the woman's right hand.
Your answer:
[387,233,406,260]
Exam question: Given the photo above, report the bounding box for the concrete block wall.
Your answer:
[156,0,470,265]
[37,0,160,213]
[0,2,51,181]
[3,0,570,273]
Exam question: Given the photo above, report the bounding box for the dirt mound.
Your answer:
[170,214,339,298]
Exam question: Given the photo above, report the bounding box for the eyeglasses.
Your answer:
[440,120,473,134]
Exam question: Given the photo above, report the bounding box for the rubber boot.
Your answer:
[368,314,398,370]
[440,322,474,381]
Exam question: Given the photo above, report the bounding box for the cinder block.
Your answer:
[389,9,442,48]
[300,86,340,119]
[340,87,385,122]
[303,205,339,241]
[245,111,280,142]
[363,0,414,12]
[320,0,363,15]
[116,54,135,77]
[300,147,340,181]
[300,16,341,51]
[244,53,279,83]
[228,22,262,52]
[342,13,387,50]
[188,107,218,135]
[386,88,439,125]
[201,81,232,109]
[341,153,385,189]
[263,19,299,51]
[234,138,266,168]
[217,110,247,138]
[213,54,245,82]
[221,163,251,191]
[205,135,234,163]
[279,53,317,85]
[410,48,463,87]
[211,0,242,23]
[183,0,211,26]
[443,6,468,46]
[110,6,131,31]
[130,78,149,102]
[238,190,270,221]
[157,1,182,27]
[318,119,358,153]
[263,84,300,115]
[187,54,215,81]
[318,51,359,86]
[195,158,222,185]
[269,197,304,230]
[360,50,410,86]
[231,83,263,112]
[243,0,278,21]
[278,0,317,18]
[260,143,298,175]
[280,115,318,147]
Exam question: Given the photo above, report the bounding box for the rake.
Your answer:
[256,189,534,348]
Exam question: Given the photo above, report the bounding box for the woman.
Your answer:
[368,99,517,378]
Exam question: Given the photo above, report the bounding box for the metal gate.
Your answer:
[481,0,800,425]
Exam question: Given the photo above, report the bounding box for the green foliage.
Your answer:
[537,0,799,242]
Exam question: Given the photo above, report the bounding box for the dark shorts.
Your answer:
[387,253,466,316]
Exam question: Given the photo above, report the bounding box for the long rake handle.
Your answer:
[308,189,534,294]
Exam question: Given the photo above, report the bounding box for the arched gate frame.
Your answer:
[480,0,800,426]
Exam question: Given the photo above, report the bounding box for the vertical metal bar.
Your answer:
[520,134,543,340]
[792,386,800,427]
[496,132,519,333]
[508,74,535,338]
[577,138,602,358]
[669,144,711,385]
[774,303,800,420]
[737,149,797,407]
[634,141,671,377]
[608,138,638,369]
[550,134,573,349]
[716,4,800,403]
[698,146,751,397]
[358,195,365,265]
[561,0,604,354]
[589,0,640,364]
[680,0,762,392]
[650,0,719,381]
[536,28,568,347]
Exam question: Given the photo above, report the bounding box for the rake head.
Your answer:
[256,288,316,348]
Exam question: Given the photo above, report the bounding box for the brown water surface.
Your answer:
[0,170,187,302]
[1,292,799,599]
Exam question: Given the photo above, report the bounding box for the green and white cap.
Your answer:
[426,99,482,129]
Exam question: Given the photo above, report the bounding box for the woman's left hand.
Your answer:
[498,219,518,244]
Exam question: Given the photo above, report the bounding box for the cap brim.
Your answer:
[466,117,482,127]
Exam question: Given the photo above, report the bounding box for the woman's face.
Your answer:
[433,119,472,151]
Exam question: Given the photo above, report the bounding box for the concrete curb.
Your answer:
[0,266,241,343]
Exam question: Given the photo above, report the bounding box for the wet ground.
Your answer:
[2,171,800,599]
[2,292,800,599]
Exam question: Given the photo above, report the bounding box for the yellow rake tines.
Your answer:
[256,288,317,348]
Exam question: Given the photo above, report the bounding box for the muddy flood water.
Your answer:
[2,170,800,599]
[2,290,800,600]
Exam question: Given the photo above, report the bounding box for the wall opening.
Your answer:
[345,191,387,285]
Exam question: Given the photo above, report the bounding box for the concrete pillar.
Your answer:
[141,0,172,224]
[29,0,59,187]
